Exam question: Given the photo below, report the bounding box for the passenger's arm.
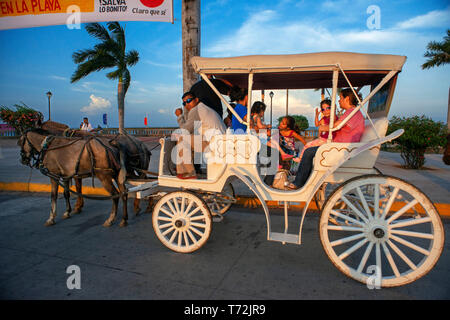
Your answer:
[292,131,306,145]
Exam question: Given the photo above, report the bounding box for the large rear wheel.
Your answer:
[319,175,444,287]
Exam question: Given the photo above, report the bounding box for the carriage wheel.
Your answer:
[319,175,444,287]
[152,191,212,253]
[204,183,235,216]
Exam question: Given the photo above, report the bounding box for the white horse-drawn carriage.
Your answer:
[127,52,445,288]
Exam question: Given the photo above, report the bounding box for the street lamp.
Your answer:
[269,91,274,129]
[46,91,52,121]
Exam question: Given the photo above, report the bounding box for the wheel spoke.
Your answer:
[166,200,178,217]
[190,225,205,237]
[387,239,417,271]
[183,231,189,246]
[158,222,173,230]
[390,234,430,256]
[390,229,434,240]
[177,229,182,247]
[190,215,207,221]
[357,242,374,273]
[162,226,175,236]
[186,206,202,218]
[327,225,364,232]
[157,216,172,222]
[331,233,365,247]
[389,217,431,229]
[386,199,419,224]
[375,243,382,280]
[380,187,399,220]
[191,222,206,228]
[160,206,174,218]
[341,195,369,224]
[186,229,197,243]
[382,242,400,278]
[374,183,380,219]
[172,198,181,215]
[330,209,365,227]
[356,186,372,219]
[183,198,194,216]
[169,229,179,243]
[338,238,368,260]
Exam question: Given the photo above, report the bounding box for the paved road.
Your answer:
[0,191,448,301]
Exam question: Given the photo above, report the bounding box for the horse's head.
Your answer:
[18,131,37,167]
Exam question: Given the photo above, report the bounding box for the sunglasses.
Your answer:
[321,106,331,111]
[182,98,194,106]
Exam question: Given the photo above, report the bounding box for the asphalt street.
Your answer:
[0,191,448,301]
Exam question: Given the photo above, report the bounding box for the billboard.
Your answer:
[0,0,173,30]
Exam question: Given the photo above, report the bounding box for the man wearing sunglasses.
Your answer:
[174,92,226,179]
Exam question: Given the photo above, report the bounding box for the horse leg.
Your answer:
[73,177,84,214]
[118,181,128,227]
[98,175,119,227]
[62,179,72,220]
[133,198,141,215]
[144,198,154,213]
[45,178,59,226]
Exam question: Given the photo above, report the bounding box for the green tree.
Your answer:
[387,115,447,169]
[277,114,309,131]
[71,22,139,134]
[421,29,450,69]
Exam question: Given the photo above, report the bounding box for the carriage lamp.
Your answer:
[46,91,52,121]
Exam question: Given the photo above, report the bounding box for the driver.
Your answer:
[174,92,226,179]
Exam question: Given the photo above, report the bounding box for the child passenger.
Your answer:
[294,99,335,163]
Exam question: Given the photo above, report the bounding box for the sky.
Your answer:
[0,0,449,129]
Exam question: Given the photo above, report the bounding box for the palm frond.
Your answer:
[125,50,139,67]
[72,49,98,64]
[71,54,117,83]
[85,23,111,42]
[106,69,121,80]
[422,29,450,69]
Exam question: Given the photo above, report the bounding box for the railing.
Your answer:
[0,126,319,139]
[0,125,17,137]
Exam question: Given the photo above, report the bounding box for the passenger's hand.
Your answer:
[175,108,183,117]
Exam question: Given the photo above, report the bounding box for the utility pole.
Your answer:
[182,0,201,93]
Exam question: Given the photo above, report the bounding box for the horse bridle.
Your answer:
[20,131,55,169]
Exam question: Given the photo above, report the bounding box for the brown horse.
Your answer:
[39,121,153,214]
[18,128,129,227]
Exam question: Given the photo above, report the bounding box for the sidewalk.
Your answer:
[1,138,449,216]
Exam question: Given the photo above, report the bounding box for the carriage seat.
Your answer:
[312,116,388,172]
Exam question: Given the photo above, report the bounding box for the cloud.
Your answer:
[395,8,450,30]
[50,75,68,81]
[80,94,111,115]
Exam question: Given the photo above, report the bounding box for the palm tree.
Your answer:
[421,29,450,69]
[71,22,139,134]
[422,29,450,133]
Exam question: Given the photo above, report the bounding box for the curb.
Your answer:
[1,181,449,217]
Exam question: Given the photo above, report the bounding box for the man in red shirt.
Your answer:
[289,88,365,189]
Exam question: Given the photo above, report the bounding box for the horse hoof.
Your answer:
[134,208,141,216]
[44,220,55,227]
[103,221,113,227]
[119,220,128,227]
[62,212,71,220]
[72,209,82,215]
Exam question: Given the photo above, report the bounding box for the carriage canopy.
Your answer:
[190,52,407,90]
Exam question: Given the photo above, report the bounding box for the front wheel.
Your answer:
[152,191,212,253]
[319,175,444,287]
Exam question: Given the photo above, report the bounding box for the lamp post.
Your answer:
[46,91,52,121]
[269,91,274,129]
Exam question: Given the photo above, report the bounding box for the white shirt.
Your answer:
[81,122,93,131]
[177,102,226,141]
